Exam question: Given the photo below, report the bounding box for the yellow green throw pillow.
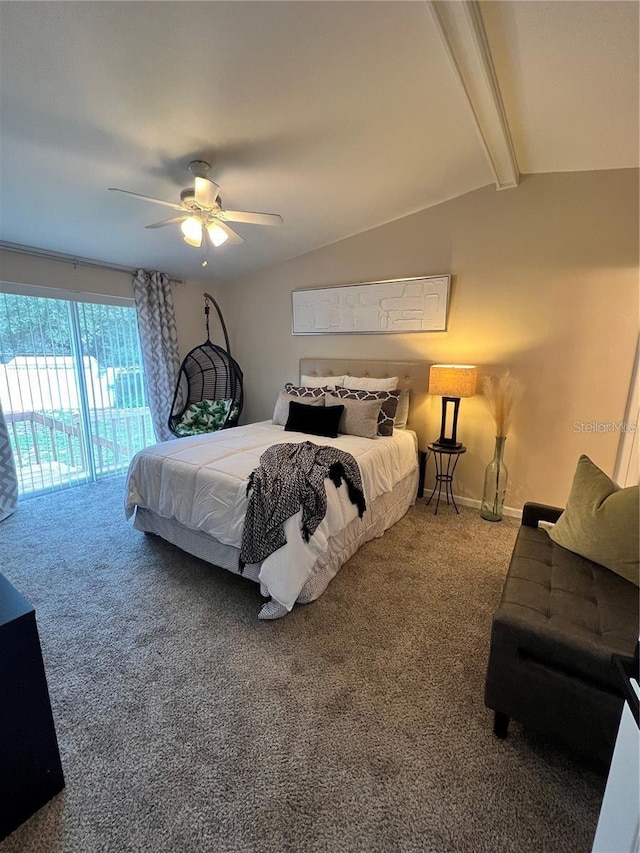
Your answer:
[549,455,639,586]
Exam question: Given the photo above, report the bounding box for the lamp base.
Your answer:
[435,397,462,448]
[432,439,463,450]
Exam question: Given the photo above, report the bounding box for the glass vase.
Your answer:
[480,436,508,522]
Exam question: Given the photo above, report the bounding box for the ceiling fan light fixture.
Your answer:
[111,161,281,250]
[181,216,203,247]
[207,222,229,247]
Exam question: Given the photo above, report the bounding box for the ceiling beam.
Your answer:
[427,0,520,190]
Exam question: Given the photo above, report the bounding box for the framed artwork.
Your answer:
[291,275,450,335]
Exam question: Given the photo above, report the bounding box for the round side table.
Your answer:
[426,443,466,515]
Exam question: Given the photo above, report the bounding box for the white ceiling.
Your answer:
[0,1,637,286]
[481,0,639,174]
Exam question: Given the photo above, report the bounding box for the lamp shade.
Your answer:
[429,364,477,398]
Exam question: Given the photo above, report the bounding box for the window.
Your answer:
[0,288,154,496]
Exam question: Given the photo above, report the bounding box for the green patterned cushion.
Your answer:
[175,398,233,437]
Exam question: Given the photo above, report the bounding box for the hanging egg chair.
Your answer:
[168,293,244,437]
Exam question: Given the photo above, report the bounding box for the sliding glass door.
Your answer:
[0,290,154,497]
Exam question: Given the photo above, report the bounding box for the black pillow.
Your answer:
[285,400,344,438]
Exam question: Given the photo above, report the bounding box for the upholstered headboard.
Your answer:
[299,358,430,451]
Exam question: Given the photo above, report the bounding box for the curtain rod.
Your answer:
[0,241,185,283]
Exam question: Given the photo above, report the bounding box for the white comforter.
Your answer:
[125,421,417,611]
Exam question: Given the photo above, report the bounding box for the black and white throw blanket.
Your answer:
[240,441,366,570]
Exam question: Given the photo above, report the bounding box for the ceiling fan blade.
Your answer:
[145,217,188,229]
[217,210,283,227]
[209,220,244,246]
[194,177,220,209]
[108,188,186,212]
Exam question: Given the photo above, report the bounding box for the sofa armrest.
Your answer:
[522,502,564,528]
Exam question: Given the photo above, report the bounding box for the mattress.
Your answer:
[125,421,418,618]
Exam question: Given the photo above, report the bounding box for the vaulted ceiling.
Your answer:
[0,1,637,285]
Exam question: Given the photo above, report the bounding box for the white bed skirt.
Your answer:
[133,466,418,619]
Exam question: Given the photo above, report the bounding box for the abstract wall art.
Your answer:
[291,275,450,335]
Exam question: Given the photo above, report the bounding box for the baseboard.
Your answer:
[451,495,523,520]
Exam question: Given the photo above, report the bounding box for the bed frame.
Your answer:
[299,358,430,450]
[134,358,430,619]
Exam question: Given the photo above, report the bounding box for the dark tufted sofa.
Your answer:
[484,502,639,767]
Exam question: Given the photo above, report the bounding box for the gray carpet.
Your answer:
[0,477,605,853]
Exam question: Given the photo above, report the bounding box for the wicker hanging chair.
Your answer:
[168,294,244,437]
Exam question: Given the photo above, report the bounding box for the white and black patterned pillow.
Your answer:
[328,388,400,436]
[284,383,328,399]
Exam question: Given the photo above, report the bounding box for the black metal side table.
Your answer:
[425,443,466,514]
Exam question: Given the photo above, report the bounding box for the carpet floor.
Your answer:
[0,477,605,853]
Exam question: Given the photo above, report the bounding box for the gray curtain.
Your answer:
[0,400,19,521]
[133,270,181,443]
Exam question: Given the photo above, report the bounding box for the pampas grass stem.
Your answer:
[483,373,521,437]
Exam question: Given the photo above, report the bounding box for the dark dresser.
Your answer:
[0,572,64,840]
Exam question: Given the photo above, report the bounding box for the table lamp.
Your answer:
[428,364,477,449]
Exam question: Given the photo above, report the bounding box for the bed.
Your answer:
[125,358,430,619]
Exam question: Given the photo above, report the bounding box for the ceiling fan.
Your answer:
[109,160,283,250]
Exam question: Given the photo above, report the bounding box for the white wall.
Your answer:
[220,169,639,509]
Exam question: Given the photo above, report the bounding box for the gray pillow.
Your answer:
[325,393,381,439]
[273,391,324,426]
[328,388,400,436]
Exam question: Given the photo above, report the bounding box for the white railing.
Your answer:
[6,407,153,495]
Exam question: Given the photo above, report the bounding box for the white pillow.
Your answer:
[343,375,398,392]
[273,391,324,426]
[300,374,346,389]
[394,389,410,430]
